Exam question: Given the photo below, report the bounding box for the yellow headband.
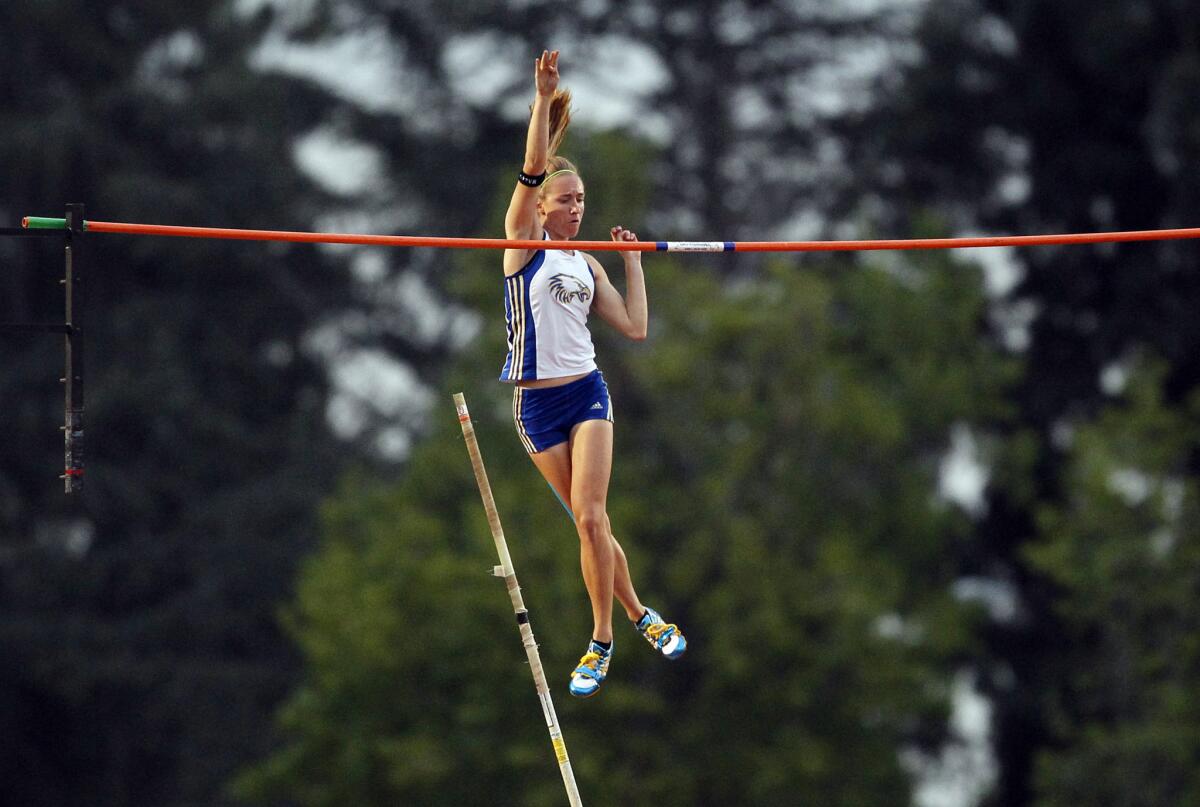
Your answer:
[543,169,578,186]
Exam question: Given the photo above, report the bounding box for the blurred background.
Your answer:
[3,1,1200,805]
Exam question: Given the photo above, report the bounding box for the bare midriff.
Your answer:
[515,371,590,389]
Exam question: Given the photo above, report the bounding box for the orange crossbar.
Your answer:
[84,220,649,251]
[23,217,1200,252]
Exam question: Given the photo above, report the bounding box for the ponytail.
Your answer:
[546,89,573,159]
[537,90,579,196]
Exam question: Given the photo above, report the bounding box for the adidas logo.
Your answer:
[590,402,603,410]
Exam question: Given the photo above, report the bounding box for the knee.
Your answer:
[575,508,608,546]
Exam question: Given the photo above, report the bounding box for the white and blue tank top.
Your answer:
[500,237,598,382]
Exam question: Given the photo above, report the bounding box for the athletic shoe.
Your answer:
[568,640,612,698]
[635,607,687,659]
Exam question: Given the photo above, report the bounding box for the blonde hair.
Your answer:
[538,90,579,197]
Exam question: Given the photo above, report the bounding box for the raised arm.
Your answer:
[504,50,559,243]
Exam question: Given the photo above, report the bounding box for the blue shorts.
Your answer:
[512,370,614,453]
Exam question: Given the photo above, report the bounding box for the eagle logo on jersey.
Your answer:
[549,273,592,306]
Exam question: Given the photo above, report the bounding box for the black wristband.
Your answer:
[518,170,547,187]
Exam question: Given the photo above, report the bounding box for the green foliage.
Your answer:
[1025,362,1200,806]
[0,3,374,804]
[241,145,1010,802]
[12,2,1197,804]
[853,4,1200,804]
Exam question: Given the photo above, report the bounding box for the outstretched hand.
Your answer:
[535,50,560,97]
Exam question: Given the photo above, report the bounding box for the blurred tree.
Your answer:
[301,0,915,245]
[581,0,916,243]
[846,1,1200,804]
[0,2,400,804]
[237,142,1013,804]
[1025,360,1200,806]
[851,0,1200,414]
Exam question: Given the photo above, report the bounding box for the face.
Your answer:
[538,173,585,239]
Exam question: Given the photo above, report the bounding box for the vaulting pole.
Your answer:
[453,393,583,807]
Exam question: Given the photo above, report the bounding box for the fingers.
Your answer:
[536,50,560,73]
[535,51,559,95]
[610,226,638,242]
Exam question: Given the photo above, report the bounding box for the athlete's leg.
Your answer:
[529,439,573,515]
[567,419,621,642]
[607,519,646,621]
[530,436,644,625]
[530,432,613,642]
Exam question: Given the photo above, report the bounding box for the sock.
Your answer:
[591,638,612,654]
[635,609,650,626]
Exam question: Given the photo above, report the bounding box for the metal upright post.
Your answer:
[62,203,85,492]
[1,213,71,488]
[453,393,583,807]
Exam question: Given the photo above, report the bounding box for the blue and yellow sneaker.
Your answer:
[568,640,612,698]
[635,607,686,659]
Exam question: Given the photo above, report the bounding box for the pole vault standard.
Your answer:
[1,205,85,492]
[22,215,1200,252]
[453,393,583,807]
